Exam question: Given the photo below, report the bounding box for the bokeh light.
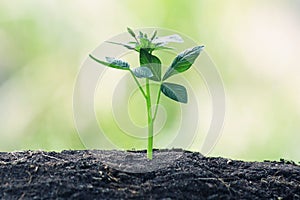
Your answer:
[0,0,299,161]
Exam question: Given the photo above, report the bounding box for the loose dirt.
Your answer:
[0,149,299,199]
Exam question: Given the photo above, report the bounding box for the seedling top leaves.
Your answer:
[89,28,204,159]
[107,29,184,53]
[163,46,204,80]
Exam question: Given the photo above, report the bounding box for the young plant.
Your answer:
[89,28,204,159]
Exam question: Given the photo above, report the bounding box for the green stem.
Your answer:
[153,84,162,121]
[134,36,139,44]
[146,79,153,159]
[129,70,147,99]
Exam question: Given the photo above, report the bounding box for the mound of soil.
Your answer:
[0,149,299,199]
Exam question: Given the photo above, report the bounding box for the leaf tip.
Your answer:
[127,27,136,37]
[89,54,97,61]
[196,45,205,52]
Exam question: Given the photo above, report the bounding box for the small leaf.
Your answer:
[163,45,204,80]
[150,30,157,41]
[140,49,161,81]
[105,57,130,69]
[89,54,130,70]
[153,46,174,51]
[132,67,153,78]
[106,41,136,51]
[140,37,151,48]
[139,31,144,39]
[161,82,188,103]
[152,34,184,45]
[127,27,136,38]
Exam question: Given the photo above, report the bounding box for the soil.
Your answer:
[0,149,299,200]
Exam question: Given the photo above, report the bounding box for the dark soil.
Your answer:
[0,149,299,199]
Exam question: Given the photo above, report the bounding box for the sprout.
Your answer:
[89,28,204,159]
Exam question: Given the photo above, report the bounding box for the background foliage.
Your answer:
[0,0,299,161]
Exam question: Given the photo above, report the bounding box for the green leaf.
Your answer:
[152,34,183,45]
[139,49,161,81]
[161,82,188,103]
[150,30,157,41]
[106,41,136,51]
[89,54,130,70]
[127,27,136,38]
[153,46,174,51]
[139,31,144,39]
[132,67,153,78]
[139,37,151,48]
[163,46,204,80]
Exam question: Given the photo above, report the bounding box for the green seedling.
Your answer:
[90,28,204,159]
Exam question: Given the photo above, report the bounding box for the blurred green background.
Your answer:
[0,0,299,161]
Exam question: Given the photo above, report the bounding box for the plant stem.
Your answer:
[129,70,147,99]
[145,79,153,159]
[153,84,162,121]
[134,36,139,44]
